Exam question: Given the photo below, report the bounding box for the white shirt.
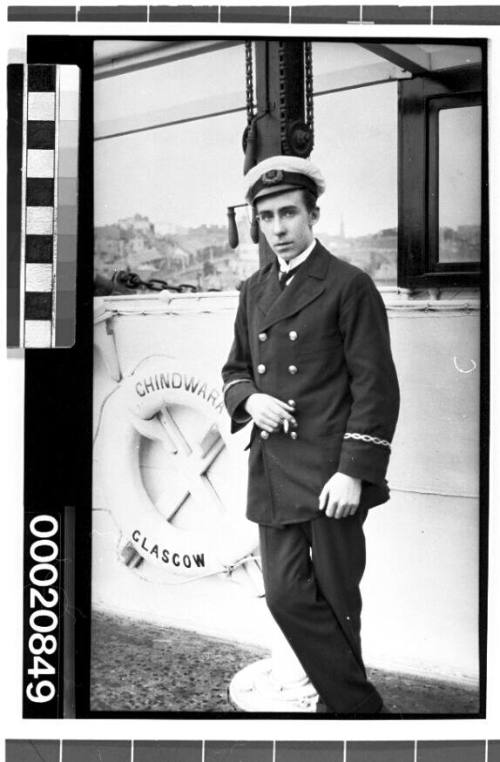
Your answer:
[277,239,316,285]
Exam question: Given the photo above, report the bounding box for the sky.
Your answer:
[93,41,479,239]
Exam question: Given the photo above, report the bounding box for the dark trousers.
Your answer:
[259,510,382,714]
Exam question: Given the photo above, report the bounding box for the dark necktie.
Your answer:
[279,262,303,290]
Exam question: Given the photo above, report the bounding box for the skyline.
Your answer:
[94,210,397,242]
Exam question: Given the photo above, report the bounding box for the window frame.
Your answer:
[427,93,482,274]
[397,62,485,290]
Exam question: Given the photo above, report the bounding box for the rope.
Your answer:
[96,305,237,318]
[385,301,480,313]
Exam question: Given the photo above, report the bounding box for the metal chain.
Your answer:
[245,41,314,156]
[278,42,290,154]
[111,271,198,293]
[245,40,255,125]
[304,40,314,145]
[278,41,314,155]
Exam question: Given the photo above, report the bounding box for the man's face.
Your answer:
[255,189,319,262]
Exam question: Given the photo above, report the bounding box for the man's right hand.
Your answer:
[244,394,296,433]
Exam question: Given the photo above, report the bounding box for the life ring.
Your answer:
[95,356,258,578]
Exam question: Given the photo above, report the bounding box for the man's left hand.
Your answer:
[318,473,362,519]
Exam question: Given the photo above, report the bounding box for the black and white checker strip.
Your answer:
[22,64,57,347]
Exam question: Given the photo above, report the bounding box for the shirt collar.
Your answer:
[277,238,316,273]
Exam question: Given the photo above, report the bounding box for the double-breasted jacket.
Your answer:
[222,241,400,527]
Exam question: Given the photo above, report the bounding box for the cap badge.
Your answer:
[261,169,284,186]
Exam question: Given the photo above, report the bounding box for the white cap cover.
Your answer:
[245,155,326,204]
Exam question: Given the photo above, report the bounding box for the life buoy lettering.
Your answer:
[96,357,258,579]
[131,530,205,569]
[135,372,224,414]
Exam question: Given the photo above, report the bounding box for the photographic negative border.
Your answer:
[18,30,489,720]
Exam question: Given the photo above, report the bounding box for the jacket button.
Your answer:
[260,430,269,440]
[288,365,298,375]
[288,330,298,341]
[257,364,266,374]
[258,332,268,342]
[290,431,298,440]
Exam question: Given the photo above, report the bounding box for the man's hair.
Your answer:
[302,188,319,213]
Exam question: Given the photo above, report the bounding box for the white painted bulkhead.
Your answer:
[92,290,480,687]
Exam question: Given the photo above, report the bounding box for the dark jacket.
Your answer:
[222,241,400,526]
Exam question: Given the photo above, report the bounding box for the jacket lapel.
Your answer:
[252,260,282,318]
[254,242,330,331]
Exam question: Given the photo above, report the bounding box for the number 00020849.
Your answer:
[25,515,59,704]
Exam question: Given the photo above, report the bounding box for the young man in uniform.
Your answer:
[222,155,400,715]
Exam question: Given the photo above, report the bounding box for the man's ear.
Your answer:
[309,206,320,226]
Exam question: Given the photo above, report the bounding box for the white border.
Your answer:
[1,0,499,752]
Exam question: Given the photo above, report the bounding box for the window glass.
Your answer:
[438,105,481,264]
[94,42,259,292]
[312,80,398,286]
